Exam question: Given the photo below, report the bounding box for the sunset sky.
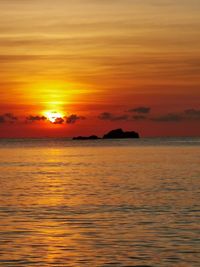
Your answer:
[0,0,200,137]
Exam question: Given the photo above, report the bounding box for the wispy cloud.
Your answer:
[98,112,129,121]
[66,114,86,124]
[184,109,200,119]
[152,108,200,122]
[98,108,200,123]
[0,113,18,123]
[52,117,65,124]
[131,115,147,120]
[152,113,183,122]
[26,115,47,122]
[128,107,151,114]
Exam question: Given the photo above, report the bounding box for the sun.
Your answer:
[45,111,64,123]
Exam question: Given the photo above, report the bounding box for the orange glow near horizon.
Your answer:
[0,0,199,137]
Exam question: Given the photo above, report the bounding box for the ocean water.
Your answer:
[0,137,199,267]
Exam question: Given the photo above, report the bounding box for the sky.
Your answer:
[0,0,200,137]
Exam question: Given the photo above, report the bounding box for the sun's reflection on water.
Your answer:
[0,143,199,266]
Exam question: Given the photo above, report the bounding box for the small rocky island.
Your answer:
[73,135,100,140]
[103,128,139,139]
[73,128,139,140]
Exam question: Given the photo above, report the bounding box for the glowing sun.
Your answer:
[45,111,64,123]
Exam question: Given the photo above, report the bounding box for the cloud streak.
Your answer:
[98,108,200,123]
[152,113,183,122]
[52,117,65,124]
[26,115,47,122]
[128,107,151,114]
[131,115,147,120]
[152,109,200,122]
[98,112,129,121]
[0,113,18,123]
[66,114,85,124]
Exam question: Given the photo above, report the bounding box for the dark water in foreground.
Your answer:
[0,138,199,266]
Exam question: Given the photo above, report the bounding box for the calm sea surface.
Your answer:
[0,138,199,267]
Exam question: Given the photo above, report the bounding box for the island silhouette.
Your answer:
[73,128,139,140]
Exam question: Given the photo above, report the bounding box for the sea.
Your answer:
[0,137,199,267]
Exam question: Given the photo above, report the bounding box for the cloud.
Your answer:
[98,112,148,121]
[99,108,200,123]
[128,106,151,114]
[152,113,183,122]
[98,112,129,121]
[0,116,5,123]
[184,109,200,119]
[132,115,147,120]
[26,115,47,122]
[66,114,85,124]
[0,113,18,123]
[152,108,200,122]
[4,113,18,121]
[53,117,65,124]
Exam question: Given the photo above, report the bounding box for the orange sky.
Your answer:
[0,0,200,137]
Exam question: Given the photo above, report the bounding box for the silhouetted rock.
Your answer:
[103,128,139,139]
[73,128,139,140]
[73,135,100,140]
